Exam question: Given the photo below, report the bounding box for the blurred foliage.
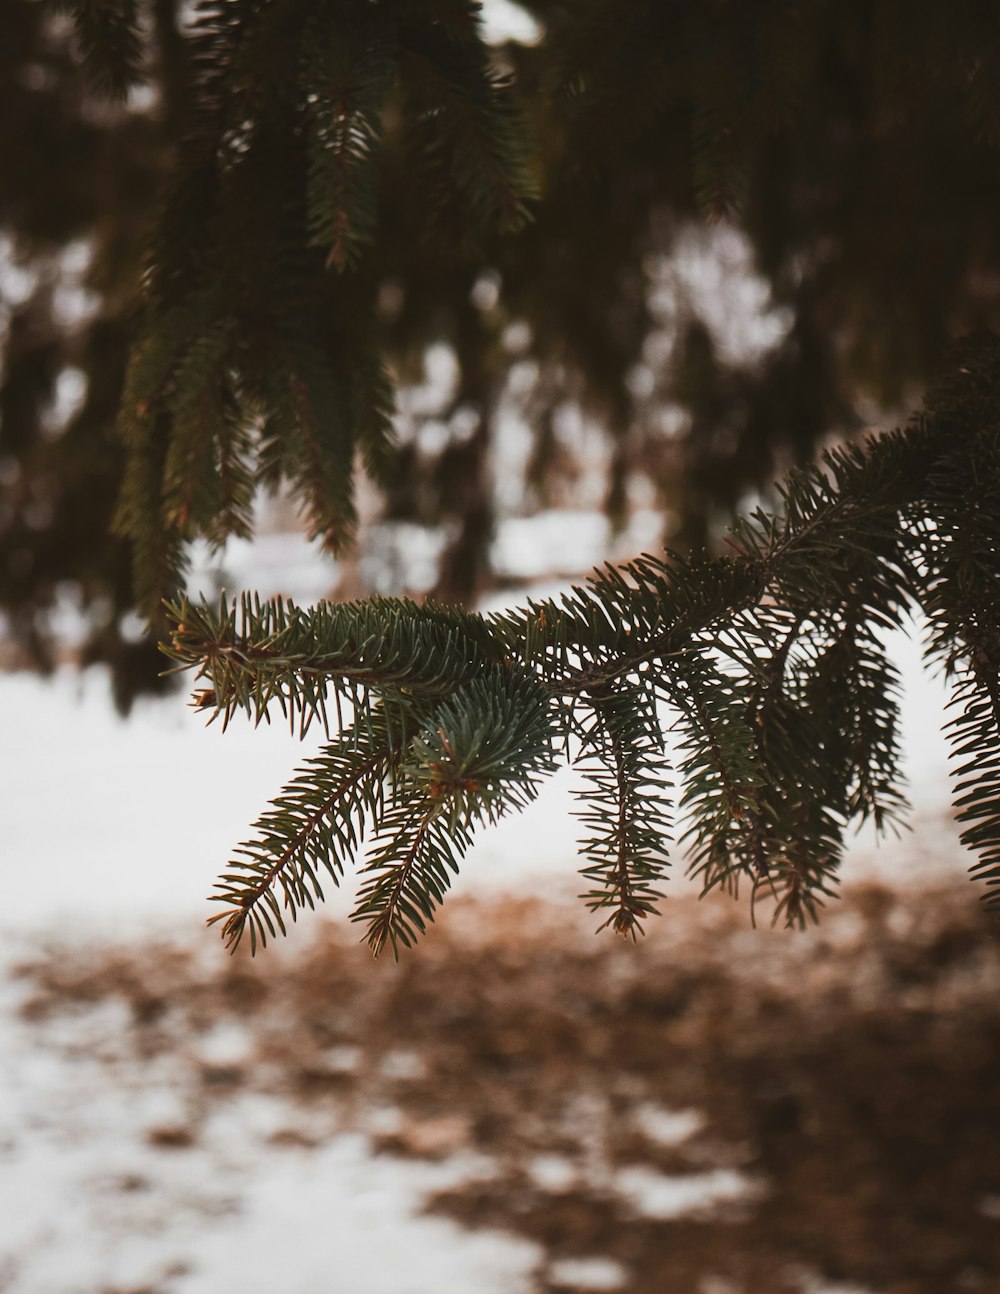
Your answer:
[5,0,1000,709]
[0,0,177,708]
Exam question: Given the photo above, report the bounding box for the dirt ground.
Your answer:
[13,875,1000,1294]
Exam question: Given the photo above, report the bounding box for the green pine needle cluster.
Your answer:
[165,340,1000,955]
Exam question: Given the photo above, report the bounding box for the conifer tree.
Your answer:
[6,0,1000,950]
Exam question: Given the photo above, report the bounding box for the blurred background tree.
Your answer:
[4,0,1000,709]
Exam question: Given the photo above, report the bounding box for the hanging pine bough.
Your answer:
[163,343,1000,956]
[111,0,536,615]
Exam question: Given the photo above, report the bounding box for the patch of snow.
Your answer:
[187,530,340,605]
[129,1084,192,1132]
[360,521,449,595]
[40,365,87,439]
[1,666,325,938]
[378,1049,427,1081]
[630,1104,704,1147]
[52,281,99,328]
[0,988,540,1294]
[549,1255,629,1290]
[649,224,794,367]
[492,510,610,580]
[364,1106,406,1136]
[176,1136,538,1294]
[202,1090,310,1148]
[527,1154,578,1193]
[195,1022,254,1067]
[395,342,460,421]
[480,0,543,45]
[0,233,39,309]
[326,1045,363,1073]
[613,1165,759,1220]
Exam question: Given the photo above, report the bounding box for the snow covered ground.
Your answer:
[1,653,545,1294]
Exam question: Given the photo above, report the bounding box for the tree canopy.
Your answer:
[2,0,999,950]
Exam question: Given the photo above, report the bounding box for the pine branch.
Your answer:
[575,683,671,937]
[168,317,1000,951]
[114,0,537,612]
[352,805,462,958]
[62,0,145,100]
[165,593,510,735]
[352,668,556,956]
[268,336,357,554]
[665,648,764,902]
[949,664,1000,905]
[209,713,408,953]
[397,4,538,237]
[300,6,393,271]
[915,415,1000,903]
